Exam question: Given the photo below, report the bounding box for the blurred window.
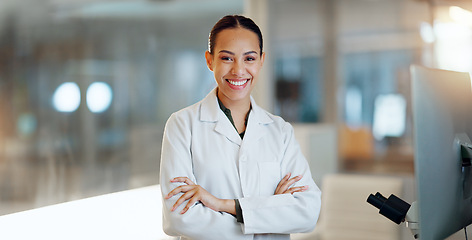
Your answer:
[269,0,325,123]
[372,94,406,141]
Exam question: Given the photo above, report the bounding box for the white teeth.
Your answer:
[228,79,248,86]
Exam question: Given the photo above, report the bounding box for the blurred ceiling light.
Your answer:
[420,22,435,43]
[86,82,113,113]
[450,6,472,26]
[53,82,81,113]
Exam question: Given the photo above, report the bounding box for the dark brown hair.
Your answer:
[208,15,263,56]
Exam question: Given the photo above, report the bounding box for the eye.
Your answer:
[221,56,233,61]
[245,56,256,61]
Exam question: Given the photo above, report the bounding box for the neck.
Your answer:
[217,89,251,114]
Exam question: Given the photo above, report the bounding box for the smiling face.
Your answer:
[205,27,265,105]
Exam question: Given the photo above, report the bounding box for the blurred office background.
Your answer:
[0,0,472,238]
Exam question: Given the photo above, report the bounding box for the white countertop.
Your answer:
[0,185,176,240]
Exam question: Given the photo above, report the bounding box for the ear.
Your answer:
[205,51,214,71]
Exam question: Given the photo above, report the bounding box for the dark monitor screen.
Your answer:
[411,65,472,240]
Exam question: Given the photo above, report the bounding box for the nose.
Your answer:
[231,60,245,76]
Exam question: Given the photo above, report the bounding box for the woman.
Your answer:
[160,15,321,240]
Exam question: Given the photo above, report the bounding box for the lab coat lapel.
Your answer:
[200,88,242,146]
[241,97,274,149]
[214,115,242,146]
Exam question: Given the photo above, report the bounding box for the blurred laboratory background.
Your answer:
[0,0,471,238]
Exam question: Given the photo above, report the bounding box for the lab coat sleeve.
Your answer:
[238,121,322,235]
[159,113,245,239]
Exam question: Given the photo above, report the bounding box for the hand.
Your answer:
[165,177,235,215]
[274,173,309,195]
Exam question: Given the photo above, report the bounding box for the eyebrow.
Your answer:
[218,50,258,56]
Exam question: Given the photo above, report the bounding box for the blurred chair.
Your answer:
[292,173,403,240]
[339,124,374,161]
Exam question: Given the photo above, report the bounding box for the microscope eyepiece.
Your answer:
[367,192,387,209]
[367,192,411,224]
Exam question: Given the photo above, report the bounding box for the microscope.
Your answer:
[367,192,419,239]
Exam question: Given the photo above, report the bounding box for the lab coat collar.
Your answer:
[199,88,221,123]
[199,88,274,146]
[249,95,274,126]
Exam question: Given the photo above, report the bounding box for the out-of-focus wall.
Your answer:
[0,0,242,215]
[250,0,431,175]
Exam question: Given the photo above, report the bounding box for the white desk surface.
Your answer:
[0,185,176,240]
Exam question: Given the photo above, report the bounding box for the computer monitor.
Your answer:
[411,65,472,239]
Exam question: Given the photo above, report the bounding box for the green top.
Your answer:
[217,97,250,139]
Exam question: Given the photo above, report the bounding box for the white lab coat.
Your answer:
[160,88,321,240]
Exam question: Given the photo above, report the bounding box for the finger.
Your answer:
[275,173,293,194]
[171,188,196,211]
[170,177,195,185]
[275,173,291,193]
[165,185,193,199]
[181,195,200,214]
[280,175,302,193]
[165,186,184,199]
[284,185,309,194]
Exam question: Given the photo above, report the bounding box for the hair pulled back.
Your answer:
[208,15,263,56]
